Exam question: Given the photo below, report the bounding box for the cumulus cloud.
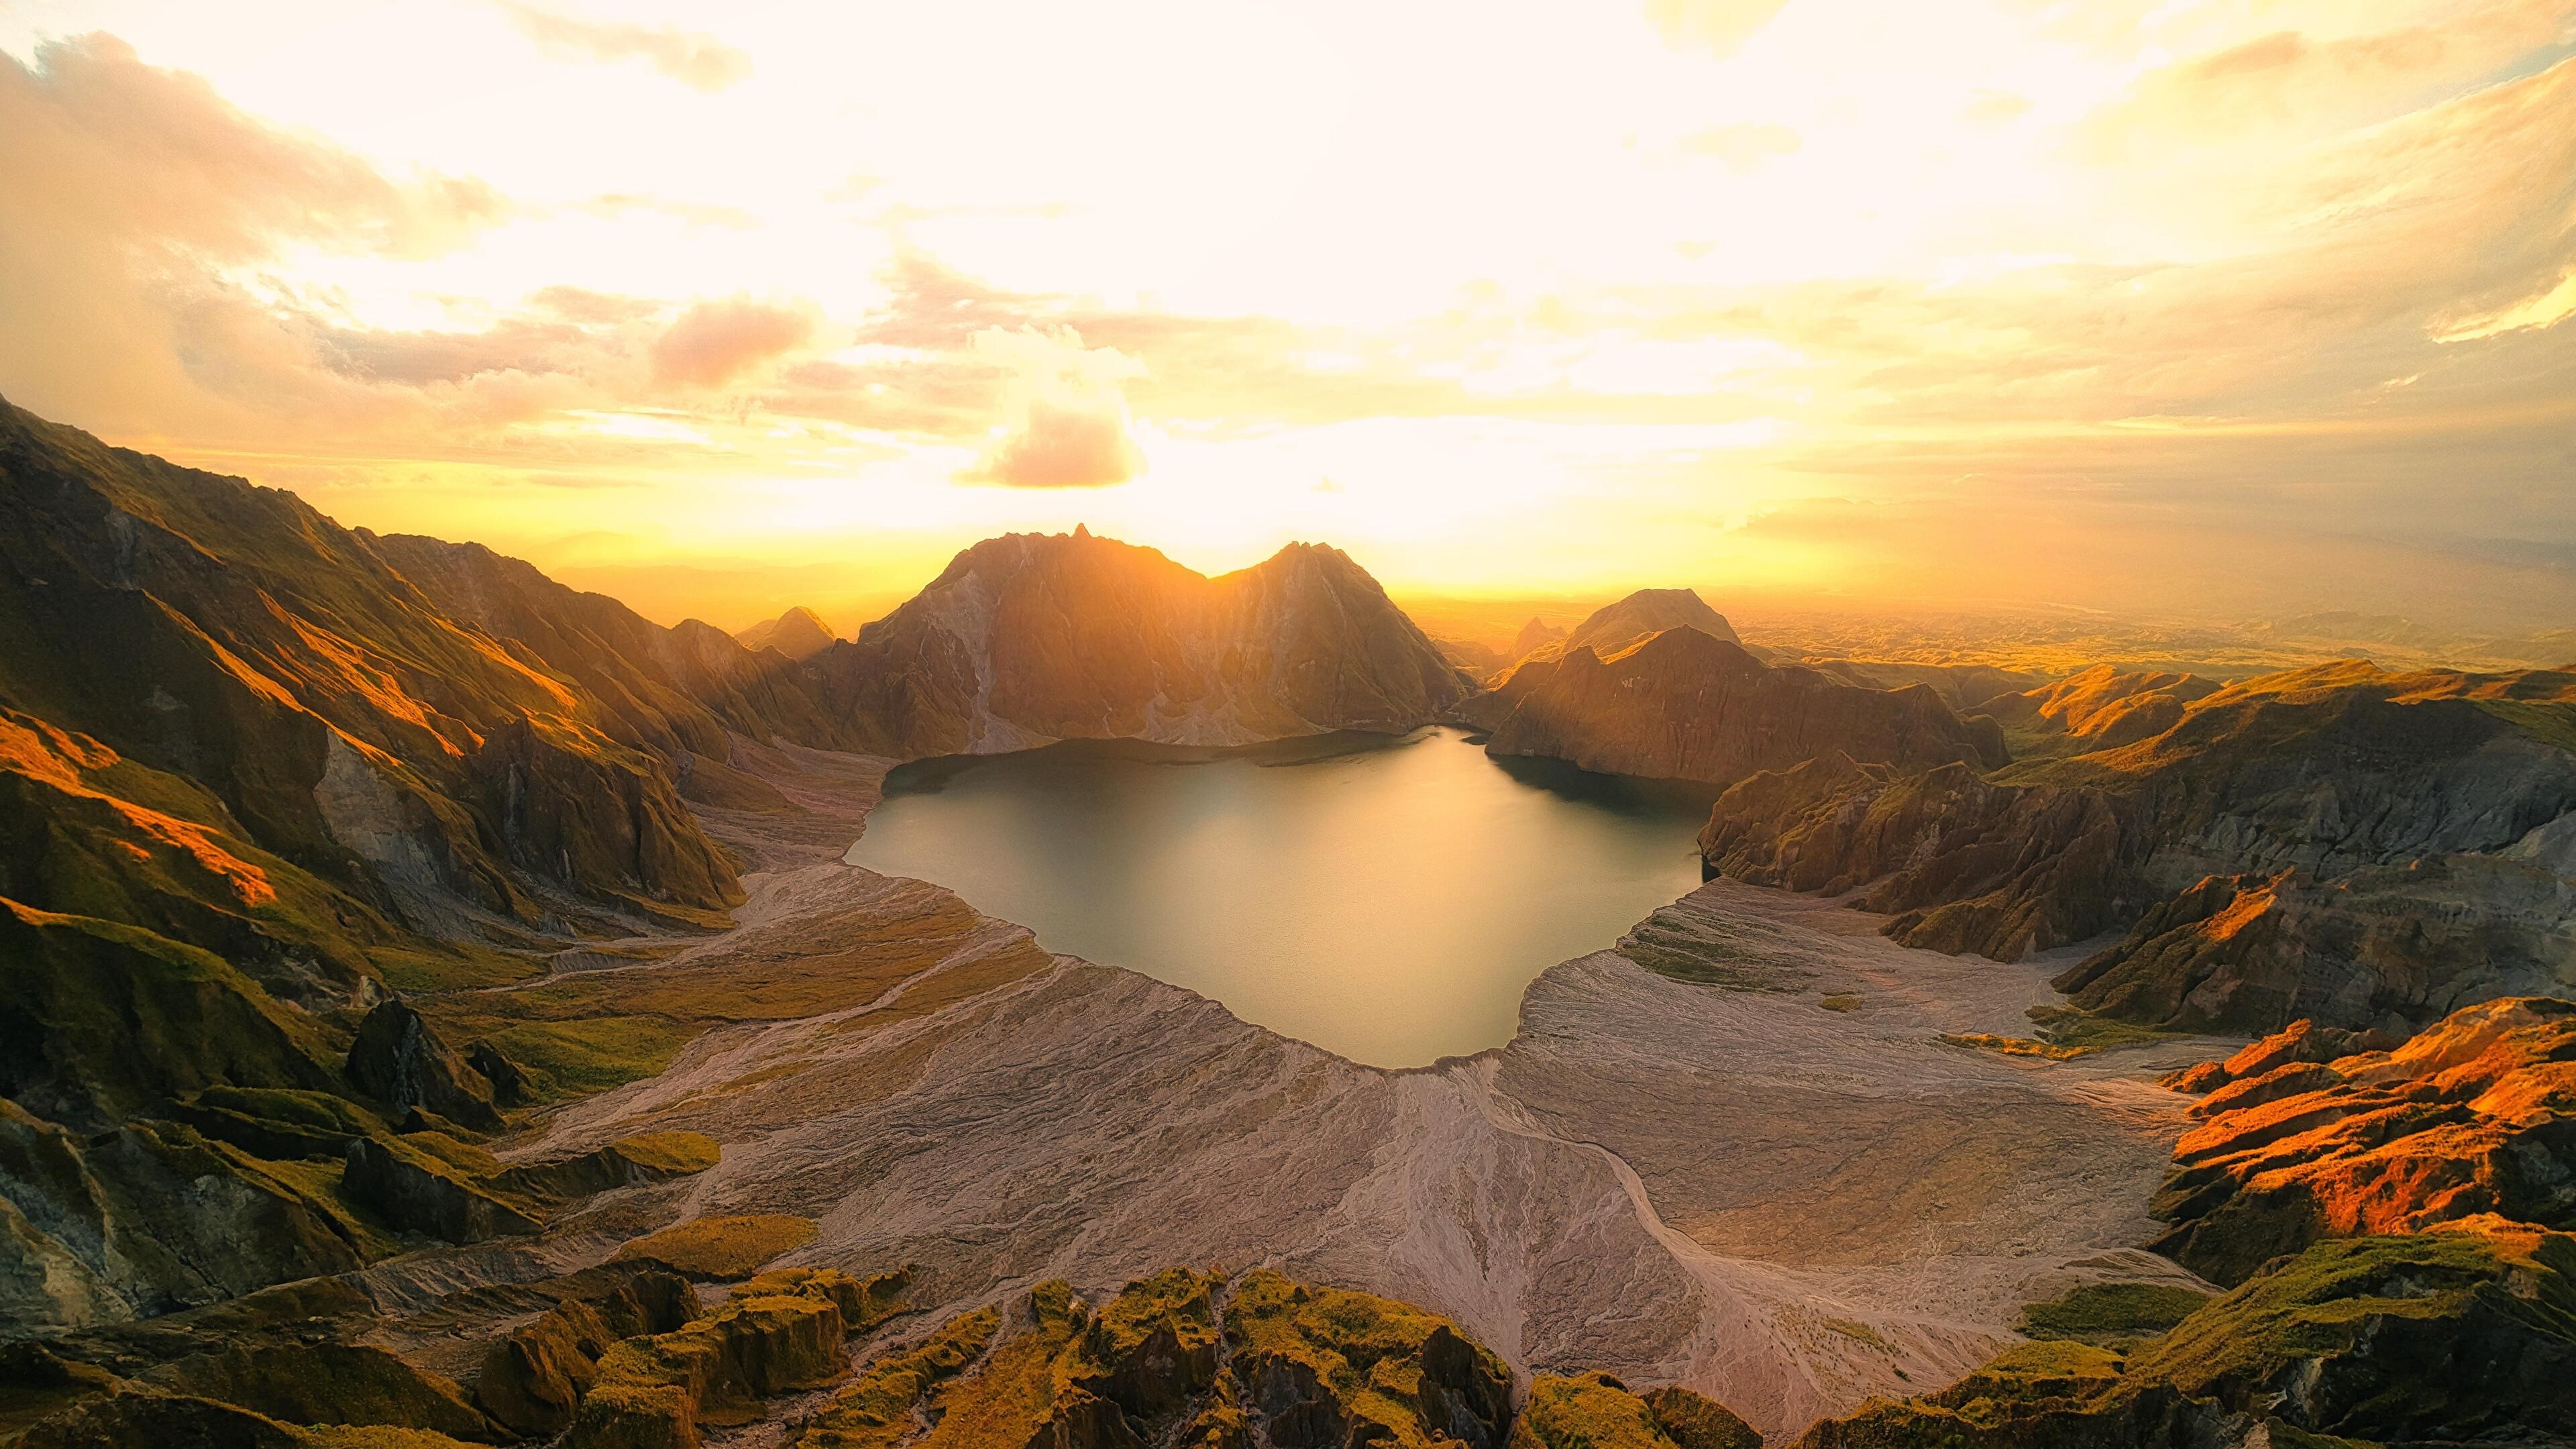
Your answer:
[650,298,818,386]
[0,33,508,433]
[499,3,752,92]
[961,327,1147,488]
[1645,0,1790,56]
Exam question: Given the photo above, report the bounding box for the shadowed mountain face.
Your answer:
[1511,587,1739,672]
[1476,626,2007,786]
[0,402,743,936]
[804,528,1475,757]
[1702,661,2576,1032]
[734,605,836,660]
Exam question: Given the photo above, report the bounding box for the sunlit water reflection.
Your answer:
[844,727,1710,1066]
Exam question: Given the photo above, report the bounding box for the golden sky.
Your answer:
[3,0,2572,633]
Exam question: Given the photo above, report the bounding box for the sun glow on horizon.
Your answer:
[3,0,2571,633]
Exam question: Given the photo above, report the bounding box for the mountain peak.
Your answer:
[735,605,837,660]
[1564,588,1739,655]
[1514,616,1566,655]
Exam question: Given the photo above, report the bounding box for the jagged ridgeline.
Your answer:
[1698,659,2576,1036]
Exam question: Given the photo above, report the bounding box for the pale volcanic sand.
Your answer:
[521,743,2220,1440]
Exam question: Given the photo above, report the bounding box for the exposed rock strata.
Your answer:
[2147,997,2576,1285]
[476,1263,699,1437]
[0,398,746,931]
[561,1267,901,1447]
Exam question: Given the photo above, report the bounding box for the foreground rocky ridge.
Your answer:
[1700,662,2576,1034]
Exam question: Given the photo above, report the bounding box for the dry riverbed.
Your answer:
[517,739,2218,1439]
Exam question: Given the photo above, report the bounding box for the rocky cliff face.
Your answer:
[807,529,1472,757]
[1481,627,2006,786]
[1699,754,2131,959]
[1700,661,2576,1030]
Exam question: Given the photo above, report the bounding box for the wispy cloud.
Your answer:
[498,3,751,91]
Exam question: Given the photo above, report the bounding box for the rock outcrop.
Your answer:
[807,530,1473,756]
[1511,1373,1760,1449]
[1479,628,2006,786]
[343,1001,502,1132]
[797,1268,1516,1449]
[339,1132,542,1243]
[566,1267,906,1448]
[2147,997,2576,1285]
[476,1263,702,1438]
